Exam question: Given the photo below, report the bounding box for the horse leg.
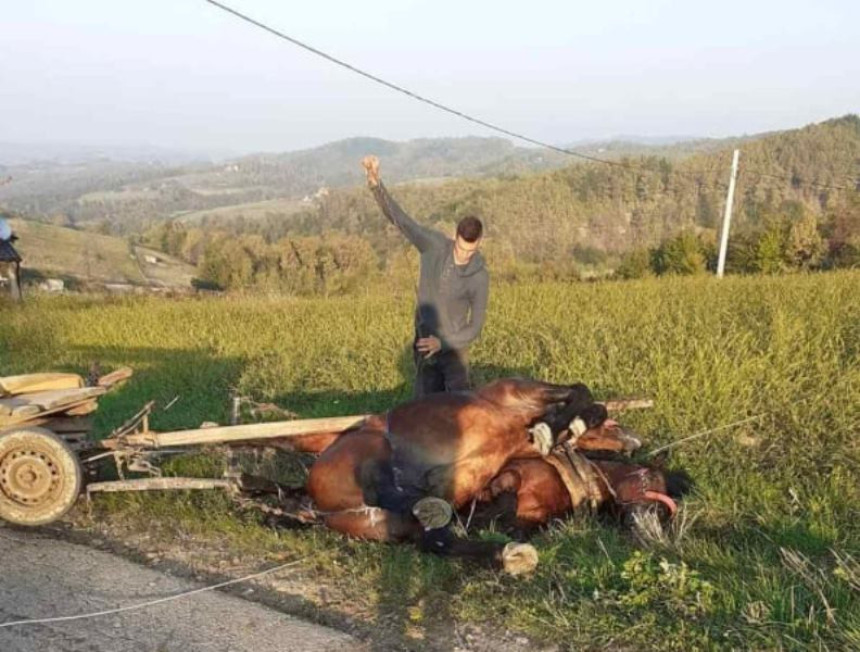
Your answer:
[323,508,420,541]
[479,379,607,432]
[418,527,538,576]
[541,390,608,433]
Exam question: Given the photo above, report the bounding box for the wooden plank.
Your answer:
[64,400,99,416]
[11,405,42,418]
[86,477,237,495]
[97,396,652,451]
[0,373,84,397]
[0,397,104,429]
[0,387,105,414]
[601,398,654,412]
[97,367,133,389]
[100,415,370,449]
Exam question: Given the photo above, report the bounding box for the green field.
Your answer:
[7,219,195,288]
[173,196,307,224]
[10,218,146,285]
[1,273,858,649]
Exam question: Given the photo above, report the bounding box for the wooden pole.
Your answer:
[99,397,653,451]
[716,149,740,278]
[99,414,371,449]
[86,477,237,495]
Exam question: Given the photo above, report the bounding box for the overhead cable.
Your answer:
[203,1,856,196]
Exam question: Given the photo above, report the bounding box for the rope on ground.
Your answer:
[647,413,767,456]
[0,557,306,629]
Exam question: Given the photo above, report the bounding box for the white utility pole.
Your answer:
[716,149,740,278]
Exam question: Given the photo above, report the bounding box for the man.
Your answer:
[362,155,489,397]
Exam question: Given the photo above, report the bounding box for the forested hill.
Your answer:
[132,115,860,293]
[210,115,860,258]
[0,132,750,233]
[3,116,857,291]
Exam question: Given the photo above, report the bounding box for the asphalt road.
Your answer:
[0,527,359,652]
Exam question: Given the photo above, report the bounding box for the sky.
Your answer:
[1,0,858,156]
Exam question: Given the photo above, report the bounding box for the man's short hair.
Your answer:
[456,216,483,243]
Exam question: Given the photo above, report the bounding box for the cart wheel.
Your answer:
[0,426,83,526]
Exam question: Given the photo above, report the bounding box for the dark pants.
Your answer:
[413,347,469,397]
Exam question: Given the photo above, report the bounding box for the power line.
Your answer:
[203,1,856,196]
[743,170,857,193]
[201,0,720,186]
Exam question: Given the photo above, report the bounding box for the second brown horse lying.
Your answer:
[466,434,689,539]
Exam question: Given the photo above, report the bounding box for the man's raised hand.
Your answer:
[361,155,380,187]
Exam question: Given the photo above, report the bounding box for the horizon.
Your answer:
[2,112,855,167]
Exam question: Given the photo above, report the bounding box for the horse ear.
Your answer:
[651,451,669,469]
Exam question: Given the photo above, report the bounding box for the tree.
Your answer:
[823,191,860,268]
[615,248,654,279]
[753,225,788,274]
[786,211,824,269]
[651,232,707,276]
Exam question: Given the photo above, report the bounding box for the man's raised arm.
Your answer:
[362,156,444,253]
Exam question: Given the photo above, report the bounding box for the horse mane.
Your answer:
[663,468,694,499]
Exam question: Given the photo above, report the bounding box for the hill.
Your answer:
[131,115,860,292]
[7,219,195,288]
[0,132,756,235]
[198,115,859,257]
[3,116,857,291]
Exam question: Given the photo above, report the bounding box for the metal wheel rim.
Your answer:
[0,446,63,507]
[0,428,82,525]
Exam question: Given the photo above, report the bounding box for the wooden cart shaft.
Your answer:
[99,414,371,449]
[97,398,651,451]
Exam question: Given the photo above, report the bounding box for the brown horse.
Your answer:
[293,378,648,572]
[239,379,684,574]
[466,440,690,537]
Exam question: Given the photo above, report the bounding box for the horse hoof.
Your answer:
[501,542,539,576]
[412,497,453,530]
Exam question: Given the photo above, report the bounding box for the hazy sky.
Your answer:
[2,0,858,155]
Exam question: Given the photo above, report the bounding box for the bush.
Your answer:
[651,231,708,276]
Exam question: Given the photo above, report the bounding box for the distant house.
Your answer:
[0,230,22,301]
[144,254,160,265]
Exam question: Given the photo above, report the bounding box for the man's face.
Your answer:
[454,235,481,263]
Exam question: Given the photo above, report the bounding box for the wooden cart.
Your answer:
[0,369,131,525]
[1,369,651,527]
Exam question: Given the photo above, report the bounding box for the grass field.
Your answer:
[1,272,858,649]
[10,218,145,285]
[174,197,306,224]
[7,219,195,289]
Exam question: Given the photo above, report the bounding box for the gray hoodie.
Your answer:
[371,182,489,352]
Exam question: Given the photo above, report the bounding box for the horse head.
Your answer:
[598,455,693,526]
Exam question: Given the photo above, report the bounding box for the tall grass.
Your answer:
[1,271,858,649]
